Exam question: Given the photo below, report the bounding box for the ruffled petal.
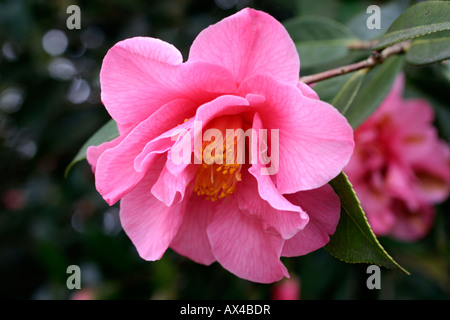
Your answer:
[170,195,217,265]
[86,129,129,174]
[238,74,354,194]
[207,195,289,283]
[238,170,309,239]
[134,95,251,174]
[297,81,319,100]
[120,157,186,261]
[151,156,198,206]
[241,112,309,239]
[100,37,236,129]
[188,8,299,85]
[95,99,195,205]
[282,184,340,256]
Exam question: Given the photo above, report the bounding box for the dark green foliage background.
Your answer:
[0,0,449,299]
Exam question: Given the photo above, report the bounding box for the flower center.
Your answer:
[193,116,244,202]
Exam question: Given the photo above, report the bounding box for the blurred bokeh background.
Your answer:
[1,0,449,300]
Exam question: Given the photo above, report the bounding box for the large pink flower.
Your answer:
[87,8,354,283]
[345,74,450,241]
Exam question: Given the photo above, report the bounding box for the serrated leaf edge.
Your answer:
[328,172,410,275]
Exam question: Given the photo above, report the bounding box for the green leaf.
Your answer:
[373,1,450,50]
[326,172,409,274]
[65,119,119,177]
[345,54,405,128]
[312,73,355,104]
[283,16,358,68]
[313,69,367,116]
[406,30,450,65]
[330,69,367,115]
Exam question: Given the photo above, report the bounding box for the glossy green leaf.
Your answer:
[345,54,405,128]
[326,172,409,274]
[65,119,119,177]
[406,30,450,65]
[373,1,450,50]
[284,16,358,68]
[312,72,355,104]
[313,69,367,116]
[330,69,367,115]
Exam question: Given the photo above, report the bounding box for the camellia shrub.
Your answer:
[66,1,450,290]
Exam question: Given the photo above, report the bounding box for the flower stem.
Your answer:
[300,40,411,84]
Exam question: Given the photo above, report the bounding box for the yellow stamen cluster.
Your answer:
[193,141,242,201]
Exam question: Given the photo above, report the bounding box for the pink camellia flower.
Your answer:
[87,8,354,283]
[345,74,450,241]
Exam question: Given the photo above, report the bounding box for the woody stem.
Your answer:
[299,40,411,85]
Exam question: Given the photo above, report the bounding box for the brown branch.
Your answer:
[299,40,411,85]
[347,39,379,50]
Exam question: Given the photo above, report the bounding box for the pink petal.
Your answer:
[344,130,385,183]
[238,170,309,239]
[86,131,128,174]
[207,195,289,283]
[151,156,198,206]
[95,99,195,205]
[134,95,252,174]
[100,37,236,128]
[385,163,421,210]
[399,126,437,165]
[120,157,186,261]
[242,112,309,239]
[238,74,354,194]
[370,74,433,129]
[189,94,254,162]
[188,8,300,86]
[282,184,341,256]
[397,99,434,129]
[297,81,319,100]
[170,195,217,265]
[389,200,435,241]
[194,94,252,123]
[352,183,395,236]
[134,117,194,173]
